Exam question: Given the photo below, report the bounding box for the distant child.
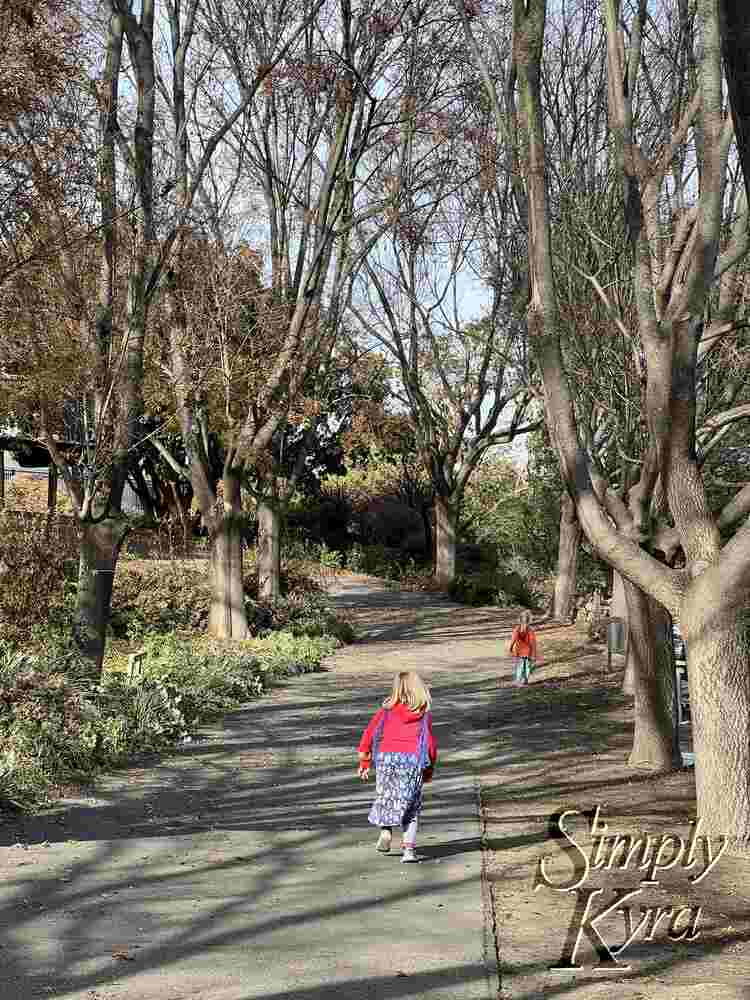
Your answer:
[357,671,438,863]
[509,611,538,685]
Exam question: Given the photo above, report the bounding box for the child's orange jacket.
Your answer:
[510,626,537,659]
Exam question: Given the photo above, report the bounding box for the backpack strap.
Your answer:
[417,711,431,769]
[372,709,388,760]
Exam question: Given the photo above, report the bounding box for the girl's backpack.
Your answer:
[372,709,432,770]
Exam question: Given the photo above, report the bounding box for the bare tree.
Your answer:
[1,0,304,671]
[510,0,750,840]
[155,0,419,633]
[349,7,537,586]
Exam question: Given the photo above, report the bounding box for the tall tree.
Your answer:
[2,0,300,671]
[349,8,537,586]
[157,0,413,632]
[511,0,750,840]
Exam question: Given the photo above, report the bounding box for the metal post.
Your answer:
[666,616,681,759]
[606,617,626,672]
[0,449,4,507]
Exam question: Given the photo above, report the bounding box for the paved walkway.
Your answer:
[0,578,519,1000]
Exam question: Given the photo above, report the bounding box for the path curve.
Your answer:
[0,577,523,1000]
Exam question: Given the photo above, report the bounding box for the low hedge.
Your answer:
[0,628,343,813]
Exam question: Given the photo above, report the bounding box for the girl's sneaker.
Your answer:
[401,847,418,863]
[376,829,392,853]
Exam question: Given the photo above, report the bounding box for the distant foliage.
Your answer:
[1,475,75,515]
[109,557,343,642]
[0,513,71,640]
[0,628,345,811]
[460,458,536,558]
[448,569,540,609]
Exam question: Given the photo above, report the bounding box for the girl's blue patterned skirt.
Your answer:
[368,751,424,828]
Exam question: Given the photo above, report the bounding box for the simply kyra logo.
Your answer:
[534,807,726,971]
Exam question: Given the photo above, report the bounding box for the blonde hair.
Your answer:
[383,671,431,713]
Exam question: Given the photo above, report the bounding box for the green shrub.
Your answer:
[0,650,95,809]
[110,562,212,640]
[123,634,266,726]
[111,559,338,641]
[253,592,356,643]
[448,570,539,609]
[449,573,504,607]
[345,543,367,572]
[495,570,541,610]
[247,630,340,672]
[316,542,344,570]
[0,624,344,812]
[343,542,426,581]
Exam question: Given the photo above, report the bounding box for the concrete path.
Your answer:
[0,578,518,1000]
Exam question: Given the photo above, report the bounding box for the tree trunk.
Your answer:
[433,494,456,588]
[552,491,579,620]
[208,513,249,639]
[73,518,127,677]
[257,498,281,601]
[208,473,249,639]
[169,482,190,553]
[622,653,636,693]
[682,577,750,840]
[611,571,636,693]
[719,0,750,205]
[47,463,58,512]
[623,578,680,772]
[421,502,433,560]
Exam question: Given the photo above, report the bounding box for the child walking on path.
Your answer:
[509,611,538,686]
[357,671,438,863]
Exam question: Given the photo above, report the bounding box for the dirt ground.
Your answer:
[477,622,750,1000]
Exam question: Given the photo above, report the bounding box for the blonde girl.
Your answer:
[357,671,438,863]
[509,610,538,685]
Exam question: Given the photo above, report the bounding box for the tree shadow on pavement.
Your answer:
[0,582,731,1000]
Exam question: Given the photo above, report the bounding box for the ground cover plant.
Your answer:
[0,533,355,812]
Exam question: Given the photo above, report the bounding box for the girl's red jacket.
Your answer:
[358,702,438,764]
[510,626,537,659]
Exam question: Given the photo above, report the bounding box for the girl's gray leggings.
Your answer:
[381,816,418,847]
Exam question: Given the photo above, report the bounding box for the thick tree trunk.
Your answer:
[552,491,579,620]
[623,578,680,772]
[621,642,636,695]
[683,577,750,840]
[610,571,636,693]
[720,0,750,205]
[208,474,249,639]
[257,499,281,601]
[433,495,456,588]
[47,464,58,512]
[208,513,249,639]
[73,518,127,676]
